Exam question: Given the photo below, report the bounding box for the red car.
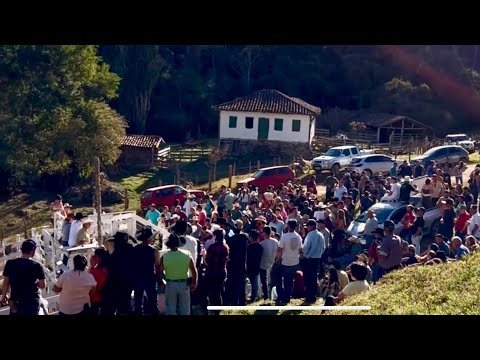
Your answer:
[140,185,206,212]
[237,166,295,191]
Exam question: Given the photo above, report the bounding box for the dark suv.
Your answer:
[412,145,469,166]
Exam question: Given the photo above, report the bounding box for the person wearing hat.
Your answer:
[254,215,268,232]
[225,219,249,305]
[399,176,418,203]
[76,218,94,246]
[231,203,243,221]
[67,212,85,247]
[377,220,403,278]
[103,231,137,315]
[1,239,46,315]
[159,233,198,315]
[132,228,161,315]
[302,219,326,303]
[183,194,198,221]
[146,203,161,226]
[63,203,73,217]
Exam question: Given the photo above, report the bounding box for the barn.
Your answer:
[119,135,166,167]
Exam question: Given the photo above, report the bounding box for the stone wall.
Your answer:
[220,139,312,159]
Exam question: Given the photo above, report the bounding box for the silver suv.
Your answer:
[412,145,469,167]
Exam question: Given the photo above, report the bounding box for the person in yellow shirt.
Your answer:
[76,219,93,246]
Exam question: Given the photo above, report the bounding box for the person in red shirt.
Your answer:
[197,204,207,226]
[400,205,416,243]
[173,205,188,222]
[307,175,317,195]
[455,205,471,242]
[89,248,110,315]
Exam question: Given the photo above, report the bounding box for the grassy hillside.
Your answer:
[222,254,480,316]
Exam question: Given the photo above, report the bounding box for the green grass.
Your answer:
[221,298,325,316]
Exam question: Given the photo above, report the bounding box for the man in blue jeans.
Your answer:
[275,219,302,305]
[302,220,325,303]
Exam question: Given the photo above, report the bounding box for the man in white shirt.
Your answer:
[334,180,348,200]
[259,226,279,300]
[183,195,198,220]
[467,204,480,239]
[275,219,302,305]
[360,209,378,245]
[68,213,85,247]
[381,177,401,202]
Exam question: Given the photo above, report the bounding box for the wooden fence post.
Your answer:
[176,165,180,185]
[228,165,233,189]
[124,188,129,211]
[257,160,261,170]
[249,162,252,173]
[233,162,236,177]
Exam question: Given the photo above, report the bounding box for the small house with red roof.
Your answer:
[212,89,321,154]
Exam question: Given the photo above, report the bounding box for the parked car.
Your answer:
[412,145,469,167]
[347,195,441,237]
[444,133,475,153]
[236,165,294,191]
[311,146,374,175]
[346,154,403,177]
[140,185,206,212]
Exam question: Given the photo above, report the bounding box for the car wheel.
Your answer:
[331,163,340,176]
[460,157,468,164]
[429,219,440,236]
[364,169,373,177]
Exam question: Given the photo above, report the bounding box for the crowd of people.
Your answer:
[2,158,480,315]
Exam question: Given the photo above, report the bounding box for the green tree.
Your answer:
[0,45,125,187]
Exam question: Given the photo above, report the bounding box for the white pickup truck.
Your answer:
[311,145,373,175]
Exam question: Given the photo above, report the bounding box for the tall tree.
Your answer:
[0,45,125,187]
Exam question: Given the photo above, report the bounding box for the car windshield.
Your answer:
[253,170,265,178]
[355,206,394,224]
[446,135,468,142]
[324,149,342,157]
[141,191,152,199]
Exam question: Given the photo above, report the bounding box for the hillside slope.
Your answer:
[319,253,480,315]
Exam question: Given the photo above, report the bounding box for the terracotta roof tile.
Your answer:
[121,135,164,148]
[212,89,321,117]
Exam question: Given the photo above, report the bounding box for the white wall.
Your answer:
[218,110,312,144]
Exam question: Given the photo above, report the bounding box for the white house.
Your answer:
[212,89,321,149]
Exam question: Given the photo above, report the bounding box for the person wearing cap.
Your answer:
[225,219,249,306]
[359,209,378,246]
[68,212,85,247]
[159,233,198,315]
[455,204,471,242]
[377,220,403,278]
[146,203,161,226]
[399,176,418,203]
[274,219,303,305]
[131,228,161,315]
[76,218,94,246]
[1,239,46,315]
[302,219,326,303]
[53,254,97,315]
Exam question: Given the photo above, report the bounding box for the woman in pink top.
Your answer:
[53,255,96,315]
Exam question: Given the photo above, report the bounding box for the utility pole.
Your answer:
[95,156,103,246]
